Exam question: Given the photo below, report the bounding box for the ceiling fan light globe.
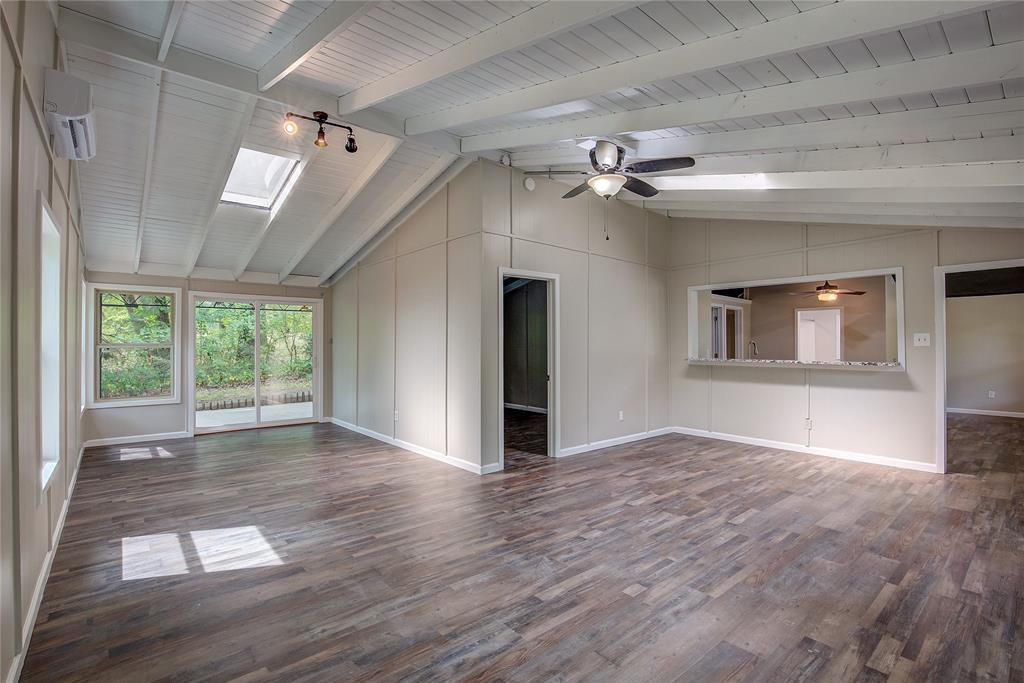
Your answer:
[587,173,627,198]
[817,290,838,302]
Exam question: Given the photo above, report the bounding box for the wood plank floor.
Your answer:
[504,407,548,470]
[21,414,1023,682]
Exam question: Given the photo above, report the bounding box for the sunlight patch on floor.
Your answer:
[121,526,283,580]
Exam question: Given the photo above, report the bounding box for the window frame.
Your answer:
[85,283,182,409]
[39,194,64,491]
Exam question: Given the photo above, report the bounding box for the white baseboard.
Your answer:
[946,407,1024,419]
[326,418,939,475]
[327,417,488,475]
[558,427,676,458]
[82,430,192,448]
[673,427,938,473]
[504,403,547,414]
[8,446,84,683]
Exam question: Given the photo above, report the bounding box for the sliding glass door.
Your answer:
[192,295,319,433]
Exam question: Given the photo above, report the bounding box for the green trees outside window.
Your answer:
[97,292,174,400]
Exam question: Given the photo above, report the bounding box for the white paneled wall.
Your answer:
[667,219,1024,469]
[332,162,673,471]
[1,3,87,680]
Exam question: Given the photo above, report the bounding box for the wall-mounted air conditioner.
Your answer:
[44,68,96,160]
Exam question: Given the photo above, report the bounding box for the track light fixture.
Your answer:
[284,111,357,153]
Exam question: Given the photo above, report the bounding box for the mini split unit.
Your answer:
[44,69,96,160]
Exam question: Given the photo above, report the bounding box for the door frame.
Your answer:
[188,291,323,435]
[933,257,1024,474]
[794,306,843,362]
[497,268,560,470]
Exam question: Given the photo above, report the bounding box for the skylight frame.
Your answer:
[220,147,300,210]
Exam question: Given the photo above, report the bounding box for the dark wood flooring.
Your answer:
[20,414,1023,682]
[504,407,548,470]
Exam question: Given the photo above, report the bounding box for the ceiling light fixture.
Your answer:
[587,173,627,199]
[284,111,357,153]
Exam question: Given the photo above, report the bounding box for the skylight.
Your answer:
[220,148,298,209]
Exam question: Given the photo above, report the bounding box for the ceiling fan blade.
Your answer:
[562,181,591,199]
[624,157,696,174]
[788,292,820,296]
[835,290,866,295]
[623,176,658,198]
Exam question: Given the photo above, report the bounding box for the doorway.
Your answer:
[498,269,558,470]
[190,294,321,434]
[796,308,842,362]
[935,261,1024,473]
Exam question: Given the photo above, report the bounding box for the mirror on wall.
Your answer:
[688,269,904,369]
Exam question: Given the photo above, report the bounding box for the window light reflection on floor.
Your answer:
[120,526,282,580]
[121,534,188,581]
[189,526,283,573]
[118,446,174,461]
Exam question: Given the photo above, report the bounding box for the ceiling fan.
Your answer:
[789,281,866,303]
[526,140,695,200]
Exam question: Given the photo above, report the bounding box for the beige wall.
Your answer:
[669,220,1024,467]
[946,293,1024,414]
[1,2,87,679]
[332,162,671,470]
[81,273,329,442]
[746,276,891,362]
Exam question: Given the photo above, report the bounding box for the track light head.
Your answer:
[283,115,298,136]
[345,135,358,154]
[314,125,328,148]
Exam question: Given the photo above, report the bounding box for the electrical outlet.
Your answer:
[913,333,931,347]
[394,410,399,422]
[988,390,997,399]
[804,418,813,430]
[618,410,624,421]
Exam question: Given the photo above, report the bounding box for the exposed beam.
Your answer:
[406,0,992,135]
[337,1,636,115]
[232,145,318,279]
[57,9,457,155]
[636,188,1024,204]
[157,0,185,62]
[319,153,458,284]
[648,164,1023,191]
[638,202,1024,219]
[663,210,1024,230]
[278,137,402,282]
[132,74,162,273]
[461,42,1024,152]
[327,155,474,286]
[513,101,1024,165]
[183,96,258,276]
[258,1,369,91]
[516,131,1024,173]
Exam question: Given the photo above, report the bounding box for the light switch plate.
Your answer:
[913,333,930,347]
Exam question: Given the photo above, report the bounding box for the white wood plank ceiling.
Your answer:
[58,0,1024,284]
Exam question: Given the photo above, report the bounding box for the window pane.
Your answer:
[99,292,173,344]
[99,347,172,400]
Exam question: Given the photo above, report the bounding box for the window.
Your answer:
[220,148,298,208]
[40,197,63,489]
[87,285,180,408]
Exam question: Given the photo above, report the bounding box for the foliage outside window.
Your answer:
[96,291,174,401]
[193,301,313,403]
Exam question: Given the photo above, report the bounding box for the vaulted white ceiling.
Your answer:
[59,0,1024,285]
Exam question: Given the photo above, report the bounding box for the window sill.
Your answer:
[40,461,58,491]
[86,396,181,410]
[686,358,905,372]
